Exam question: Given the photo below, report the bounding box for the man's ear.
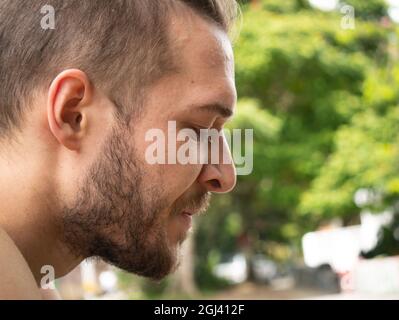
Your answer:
[47,69,93,151]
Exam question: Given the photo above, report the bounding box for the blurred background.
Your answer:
[56,0,399,300]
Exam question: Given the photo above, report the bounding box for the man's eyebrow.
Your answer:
[195,103,234,118]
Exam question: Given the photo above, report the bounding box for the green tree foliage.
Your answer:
[194,0,396,288]
[341,0,388,21]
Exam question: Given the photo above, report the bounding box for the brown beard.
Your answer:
[60,122,211,281]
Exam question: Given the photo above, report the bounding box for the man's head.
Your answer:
[0,0,238,280]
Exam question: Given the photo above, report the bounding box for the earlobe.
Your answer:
[47,69,93,151]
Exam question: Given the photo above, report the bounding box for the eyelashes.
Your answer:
[188,127,221,146]
[179,122,222,143]
[191,127,202,139]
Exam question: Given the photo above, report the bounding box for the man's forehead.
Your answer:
[201,29,234,70]
[160,9,236,118]
[169,7,234,72]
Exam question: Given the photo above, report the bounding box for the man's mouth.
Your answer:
[173,191,211,233]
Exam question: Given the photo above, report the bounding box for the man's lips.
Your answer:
[179,211,195,230]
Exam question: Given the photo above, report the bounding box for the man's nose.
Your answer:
[197,136,236,194]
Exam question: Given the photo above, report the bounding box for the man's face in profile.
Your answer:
[59,12,237,280]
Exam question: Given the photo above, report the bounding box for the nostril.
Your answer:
[209,179,221,189]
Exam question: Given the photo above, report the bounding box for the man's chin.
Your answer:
[168,216,194,246]
[140,252,181,282]
[143,240,184,281]
[113,254,178,281]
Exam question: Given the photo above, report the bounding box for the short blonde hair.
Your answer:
[0,0,239,136]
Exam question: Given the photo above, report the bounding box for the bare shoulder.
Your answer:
[0,227,42,299]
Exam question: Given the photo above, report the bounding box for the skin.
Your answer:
[0,8,237,299]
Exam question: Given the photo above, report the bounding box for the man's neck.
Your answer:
[0,151,81,284]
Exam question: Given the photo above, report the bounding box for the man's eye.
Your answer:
[181,124,214,143]
[184,125,204,139]
[192,127,202,138]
